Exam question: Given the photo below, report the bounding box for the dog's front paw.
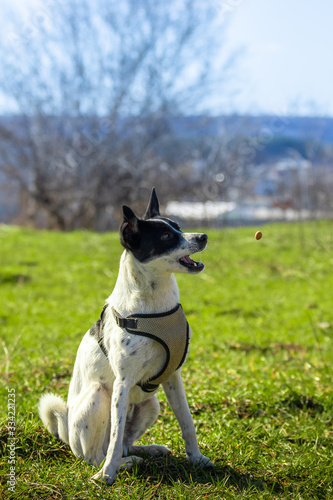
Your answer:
[91,467,117,485]
[189,454,214,468]
[91,456,143,485]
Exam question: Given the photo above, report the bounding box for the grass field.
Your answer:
[1,221,333,499]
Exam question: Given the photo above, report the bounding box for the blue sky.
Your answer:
[220,0,333,116]
[2,0,333,116]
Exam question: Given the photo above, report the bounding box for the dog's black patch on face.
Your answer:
[121,217,183,263]
[135,219,182,263]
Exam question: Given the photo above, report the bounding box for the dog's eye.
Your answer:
[161,232,172,240]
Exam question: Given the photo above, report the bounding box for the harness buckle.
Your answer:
[116,317,127,328]
[126,318,138,329]
[112,308,138,329]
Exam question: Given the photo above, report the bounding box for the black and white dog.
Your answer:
[39,188,213,485]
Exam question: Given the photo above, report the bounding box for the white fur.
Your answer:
[39,230,213,485]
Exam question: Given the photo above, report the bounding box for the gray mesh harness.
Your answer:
[89,303,190,393]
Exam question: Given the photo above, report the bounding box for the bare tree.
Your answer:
[0,0,234,229]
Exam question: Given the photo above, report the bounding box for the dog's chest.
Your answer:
[121,330,165,369]
[110,329,167,389]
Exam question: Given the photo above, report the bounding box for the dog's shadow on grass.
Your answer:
[30,433,283,494]
[129,455,283,495]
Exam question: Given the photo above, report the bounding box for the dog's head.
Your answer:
[120,188,207,274]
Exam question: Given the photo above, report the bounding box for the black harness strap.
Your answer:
[89,304,108,357]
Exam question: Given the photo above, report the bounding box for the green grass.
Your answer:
[1,221,333,499]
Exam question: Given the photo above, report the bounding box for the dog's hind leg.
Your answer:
[123,396,171,457]
[68,382,111,466]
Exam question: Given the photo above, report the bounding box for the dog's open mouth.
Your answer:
[179,255,204,272]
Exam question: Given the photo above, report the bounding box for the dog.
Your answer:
[39,188,213,485]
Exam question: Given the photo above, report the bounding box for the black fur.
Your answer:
[143,187,160,220]
[121,217,183,263]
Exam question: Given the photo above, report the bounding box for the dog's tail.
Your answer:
[38,393,69,444]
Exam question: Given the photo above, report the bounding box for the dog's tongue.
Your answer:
[181,256,194,264]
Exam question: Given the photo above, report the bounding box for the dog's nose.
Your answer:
[197,234,208,244]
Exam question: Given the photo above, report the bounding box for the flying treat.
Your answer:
[255,231,262,240]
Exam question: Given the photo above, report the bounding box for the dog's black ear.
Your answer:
[120,205,140,250]
[122,205,138,225]
[143,187,160,220]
